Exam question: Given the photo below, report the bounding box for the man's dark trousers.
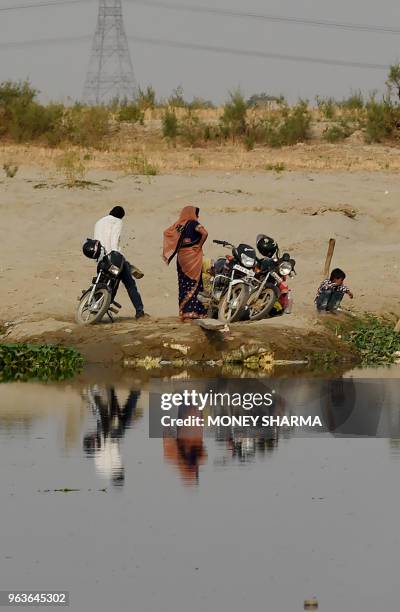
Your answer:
[119,261,144,314]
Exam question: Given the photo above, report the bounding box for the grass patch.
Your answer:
[3,162,18,178]
[56,150,86,186]
[0,344,83,382]
[122,153,158,176]
[265,162,286,172]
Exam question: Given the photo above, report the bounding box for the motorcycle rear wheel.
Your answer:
[218,284,249,323]
[247,284,279,321]
[76,287,111,325]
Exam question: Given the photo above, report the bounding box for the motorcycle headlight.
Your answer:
[109,264,120,276]
[241,254,255,268]
[278,262,292,276]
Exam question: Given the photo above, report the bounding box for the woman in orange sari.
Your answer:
[163,206,208,321]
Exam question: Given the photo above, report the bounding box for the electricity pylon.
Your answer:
[83,0,137,104]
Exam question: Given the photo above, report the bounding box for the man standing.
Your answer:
[94,206,147,320]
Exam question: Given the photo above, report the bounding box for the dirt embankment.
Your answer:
[0,315,357,374]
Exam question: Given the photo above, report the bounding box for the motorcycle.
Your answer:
[245,251,296,321]
[203,239,258,322]
[76,240,125,325]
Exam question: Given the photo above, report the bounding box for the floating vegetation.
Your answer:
[0,343,83,382]
[346,315,400,366]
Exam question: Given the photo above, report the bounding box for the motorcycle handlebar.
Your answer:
[213,239,233,247]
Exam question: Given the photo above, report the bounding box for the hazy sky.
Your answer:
[0,0,399,103]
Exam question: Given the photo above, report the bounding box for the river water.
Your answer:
[0,366,399,611]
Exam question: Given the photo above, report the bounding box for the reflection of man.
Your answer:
[83,386,141,487]
[163,405,207,485]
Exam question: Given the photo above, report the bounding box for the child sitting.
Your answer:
[315,268,353,312]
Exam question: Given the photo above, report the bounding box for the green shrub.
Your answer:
[65,105,110,148]
[365,99,393,143]
[137,85,156,110]
[0,80,65,144]
[162,109,179,140]
[118,103,144,124]
[323,120,354,143]
[262,101,311,147]
[56,150,87,186]
[316,96,336,119]
[386,64,400,103]
[220,90,247,140]
[168,85,187,108]
[247,93,286,107]
[122,154,158,176]
[179,111,206,146]
[188,97,214,110]
[340,91,364,110]
[3,162,18,178]
[265,162,286,172]
[244,133,255,150]
[0,81,29,137]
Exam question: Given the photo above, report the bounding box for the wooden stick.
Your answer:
[323,238,336,278]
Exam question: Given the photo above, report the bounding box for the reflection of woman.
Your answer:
[163,206,208,321]
[163,406,207,485]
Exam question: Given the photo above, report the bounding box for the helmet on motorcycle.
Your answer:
[256,234,278,258]
[82,238,102,260]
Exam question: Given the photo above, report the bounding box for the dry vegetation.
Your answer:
[1,73,400,175]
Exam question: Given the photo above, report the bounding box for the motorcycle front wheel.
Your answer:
[247,283,279,321]
[76,287,111,325]
[218,284,249,323]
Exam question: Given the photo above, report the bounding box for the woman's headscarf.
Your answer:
[163,206,199,264]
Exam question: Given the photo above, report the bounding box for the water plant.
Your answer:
[346,315,400,366]
[0,344,83,382]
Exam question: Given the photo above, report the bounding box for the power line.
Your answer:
[0,35,90,48]
[129,35,390,70]
[0,33,391,70]
[127,0,400,36]
[0,0,86,11]
[2,0,400,37]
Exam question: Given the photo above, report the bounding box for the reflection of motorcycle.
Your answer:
[202,239,257,322]
[82,386,141,487]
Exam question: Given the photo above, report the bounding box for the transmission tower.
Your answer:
[83,0,137,104]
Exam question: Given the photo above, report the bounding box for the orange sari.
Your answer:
[163,206,206,320]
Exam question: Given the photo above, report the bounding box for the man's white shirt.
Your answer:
[94,215,122,254]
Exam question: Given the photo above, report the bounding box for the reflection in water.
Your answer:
[1,376,400,612]
[82,386,142,487]
[163,405,207,485]
[162,384,286,482]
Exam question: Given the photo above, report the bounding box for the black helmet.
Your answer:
[256,234,278,258]
[82,238,102,260]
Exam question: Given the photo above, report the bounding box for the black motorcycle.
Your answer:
[245,252,296,321]
[76,239,125,325]
[204,239,257,322]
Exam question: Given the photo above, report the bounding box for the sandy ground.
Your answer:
[1,165,399,353]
